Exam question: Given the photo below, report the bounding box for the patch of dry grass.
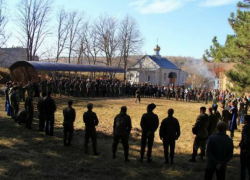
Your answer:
[0,96,241,180]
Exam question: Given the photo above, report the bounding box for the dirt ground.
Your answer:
[0,96,242,180]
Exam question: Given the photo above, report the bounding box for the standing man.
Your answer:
[208,107,218,136]
[83,103,100,156]
[43,91,57,136]
[138,103,159,162]
[239,115,250,180]
[159,108,181,164]
[135,88,141,103]
[37,92,46,131]
[112,106,132,162]
[189,107,209,162]
[63,100,76,146]
[25,91,34,129]
[10,87,20,120]
[205,122,234,180]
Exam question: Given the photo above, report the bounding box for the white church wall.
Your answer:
[180,71,188,85]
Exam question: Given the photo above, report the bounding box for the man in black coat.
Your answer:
[205,122,234,180]
[208,107,217,136]
[138,103,159,162]
[63,100,76,146]
[189,106,210,162]
[43,91,57,136]
[112,106,132,161]
[25,91,34,129]
[159,108,180,164]
[37,92,46,131]
[239,115,250,180]
[83,103,100,156]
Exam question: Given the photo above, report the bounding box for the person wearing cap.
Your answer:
[112,106,132,162]
[205,122,234,180]
[25,91,34,129]
[63,100,76,146]
[83,103,100,156]
[159,108,180,164]
[208,107,217,136]
[138,103,159,162]
[239,115,250,180]
[189,107,209,162]
[43,91,57,136]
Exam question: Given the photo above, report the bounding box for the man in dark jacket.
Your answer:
[239,115,250,180]
[138,103,159,162]
[83,103,100,156]
[37,92,46,131]
[208,107,217,136]
[63,100,76,146]
[10,87,20,120]
[189,107,210,162]
[43,91,57,136]
[159,108,180,164]
[205,122,234,180]
[112,106,132,161]
[25,91,34,129]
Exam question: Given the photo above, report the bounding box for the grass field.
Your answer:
[0,96,242,180]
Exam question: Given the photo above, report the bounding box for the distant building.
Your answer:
[127,45,188,86]
[214,64,234,91]
[0,48,28,68]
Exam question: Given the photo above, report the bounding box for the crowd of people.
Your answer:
[3,79,250,180]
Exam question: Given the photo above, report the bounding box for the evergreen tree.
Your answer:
[204,0,250,93]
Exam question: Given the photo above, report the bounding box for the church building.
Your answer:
[127,45,188,86]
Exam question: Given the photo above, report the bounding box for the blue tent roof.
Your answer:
[10,61,125,73]
[147,55,179,70]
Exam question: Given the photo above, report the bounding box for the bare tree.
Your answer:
[0,0,11,47]
[95,15,119,67]
[55,7,70,63]
[67,11,85,64]
[81,24,101,65]
[15,0,53,61]
[118,15,143,80]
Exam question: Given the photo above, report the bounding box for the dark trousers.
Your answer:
[163,139,176,160]
[84,128,97,153]
[45,114,54,136]
[140,133,154,158]
[135,96,141,103]
[241,151,250,180]
[112,134,129,158]
[39,113,46,131]
[11,105,19,120]
[26,112,33,128]
[205,167,226,180]
[192,137,207,159]
[64,125,74,145]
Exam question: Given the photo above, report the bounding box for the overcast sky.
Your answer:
[5,0,239,59]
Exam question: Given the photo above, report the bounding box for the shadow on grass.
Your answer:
[0,96,241,180]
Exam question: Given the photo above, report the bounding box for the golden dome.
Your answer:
[154,44,161,51]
